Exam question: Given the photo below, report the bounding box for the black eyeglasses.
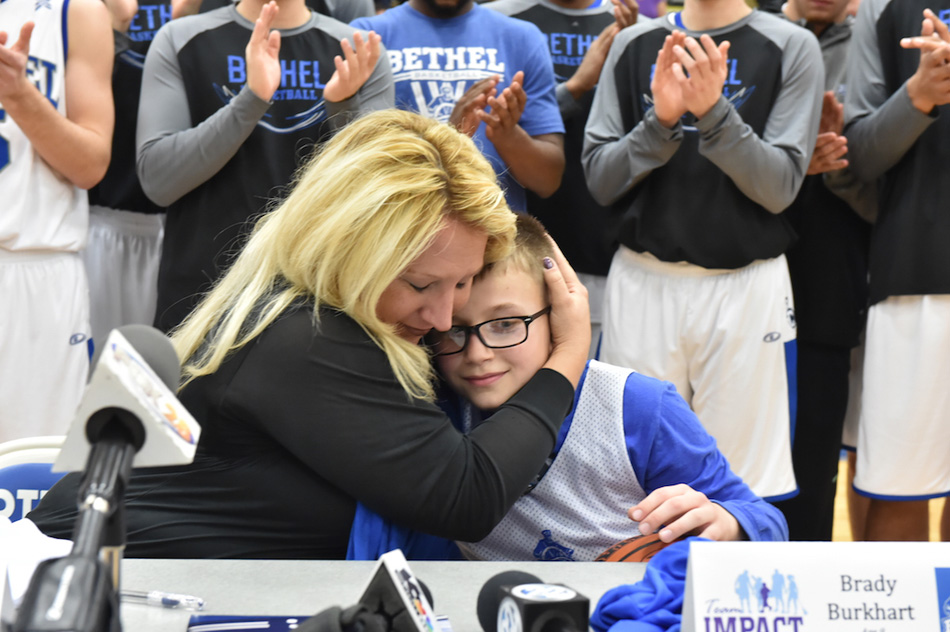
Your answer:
[430,306,551,356]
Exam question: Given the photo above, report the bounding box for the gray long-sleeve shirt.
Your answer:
[843,0,950,304]
[136,6,394,330]
[582,11,823,269]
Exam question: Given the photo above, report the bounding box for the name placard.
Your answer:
[682,541,950,631]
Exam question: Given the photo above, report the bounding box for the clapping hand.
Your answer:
[807,91,848,175]
[245,1,281,101]
[901,8,950,113]
[324,31,382,103]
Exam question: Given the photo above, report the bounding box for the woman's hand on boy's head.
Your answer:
[629,484,743,543]
[539,235,590,388]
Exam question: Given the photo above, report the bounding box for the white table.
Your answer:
[119,558,647,631]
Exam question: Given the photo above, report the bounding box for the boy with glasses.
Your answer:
[349,216,786,561]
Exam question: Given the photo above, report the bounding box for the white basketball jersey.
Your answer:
[459,361,647,561]
[0,0,87,252]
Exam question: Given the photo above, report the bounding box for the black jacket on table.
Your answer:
[29,305,574,559]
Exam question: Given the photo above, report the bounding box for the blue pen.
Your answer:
[120,589,205,611]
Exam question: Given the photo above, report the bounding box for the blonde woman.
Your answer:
[29,109,590,559]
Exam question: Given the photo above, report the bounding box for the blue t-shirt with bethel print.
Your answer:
[353,3,564,211]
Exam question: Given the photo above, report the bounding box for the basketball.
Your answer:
[594,532,671,562]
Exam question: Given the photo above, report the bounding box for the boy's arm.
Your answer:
[0,0,114,190]
[624,381,788,542]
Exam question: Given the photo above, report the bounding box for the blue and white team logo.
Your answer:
[425,82,460,121]
[533,529,575,561]
[214,57,329,133]
[387,46,506,123]
[721,59,756,111]
[546,30,597,70]
[25,55,59,108]
[126,2,173,44]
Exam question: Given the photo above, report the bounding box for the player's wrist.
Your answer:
[654,109,681,128]
[906,75,936,114]
[565,70,595,99]
[691,96,719,121]
[0,78,44,118]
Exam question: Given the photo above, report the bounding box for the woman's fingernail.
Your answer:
[631,509,643,521]
[543,257,554,269]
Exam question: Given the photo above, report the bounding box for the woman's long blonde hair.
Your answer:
[171,109,516,400]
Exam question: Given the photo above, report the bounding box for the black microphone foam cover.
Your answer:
[477,570,542,632]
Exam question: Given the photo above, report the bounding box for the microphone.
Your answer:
[54,325,200,473]
[477,571,589,632]
[13,325,199,632]
[296,549,439,632]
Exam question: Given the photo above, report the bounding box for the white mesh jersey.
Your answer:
[459,361,647,561]
[0,0,87,252]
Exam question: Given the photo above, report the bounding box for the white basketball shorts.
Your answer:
[854,295,950,499]
[81,206,164,351]
[600,246,798,500]
[0,250,90,442]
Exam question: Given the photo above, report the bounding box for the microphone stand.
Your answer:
[13,423,139,632]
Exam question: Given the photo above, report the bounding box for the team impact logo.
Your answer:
[703,568,805,631]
